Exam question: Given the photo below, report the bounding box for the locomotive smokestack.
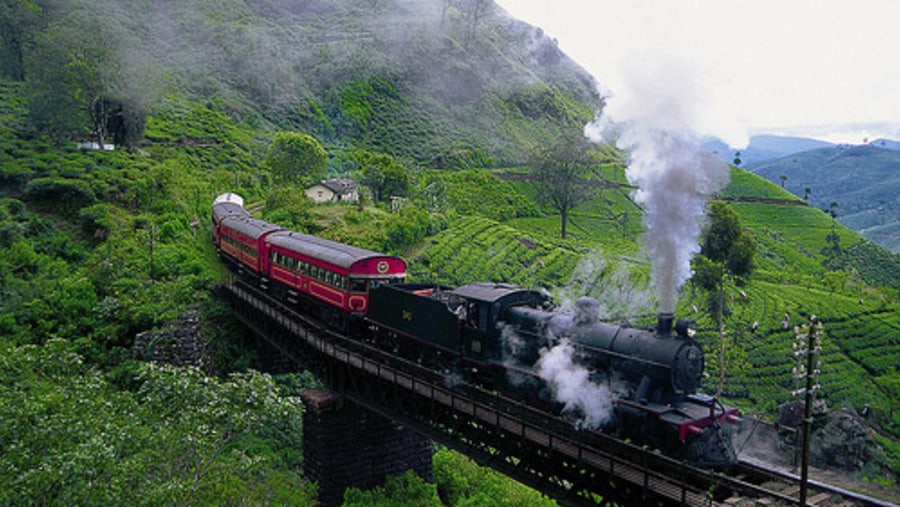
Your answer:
[657,312,674,336]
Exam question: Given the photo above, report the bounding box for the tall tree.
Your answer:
[354,150,409,203]
[0,0,42,81]
[691,200,756,396]
[264,131,327,184]
[25,23,92,140]
[95,95,147,149]
[24,12,135,145]
[528,132,596,239]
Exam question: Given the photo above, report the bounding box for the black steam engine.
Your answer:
[368,283,738,468]
[504,298,738,467]
[213,194,739,468]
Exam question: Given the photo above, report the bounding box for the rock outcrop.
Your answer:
[133,308,207,368]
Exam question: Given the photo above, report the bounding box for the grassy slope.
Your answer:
[0,81,269,355]
[748,145,900,253]
[4,0,891,497]
[694,170,900,419]
[6,70,900,430]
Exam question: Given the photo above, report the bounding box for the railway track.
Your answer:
[723,459,897,507]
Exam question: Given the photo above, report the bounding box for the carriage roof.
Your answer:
[450,282,545,305]
[212,201,250,224]
[221,215,283,240]
[267,231,405,272]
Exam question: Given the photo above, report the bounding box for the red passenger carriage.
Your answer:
[266,231,406,315]
[212,193,407,321]
[216,216,284,274]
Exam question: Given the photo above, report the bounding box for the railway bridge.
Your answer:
[218,280,884,507]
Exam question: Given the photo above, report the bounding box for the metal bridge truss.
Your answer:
[219,281,781,507]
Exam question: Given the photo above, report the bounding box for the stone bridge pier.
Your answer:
[300,389,433,506]
[250,333,433,505]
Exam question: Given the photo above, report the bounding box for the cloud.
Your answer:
[496,0,900,143]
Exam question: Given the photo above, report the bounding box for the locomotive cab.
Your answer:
[447,283,549,361]
[367,282,548,365]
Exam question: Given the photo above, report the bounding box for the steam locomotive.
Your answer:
[212,193,739,468]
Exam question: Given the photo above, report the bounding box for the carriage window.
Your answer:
[351,279,367,292]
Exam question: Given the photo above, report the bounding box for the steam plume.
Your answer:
[536,340,618,429]
[586,59,729,312]
[555,250,654,323]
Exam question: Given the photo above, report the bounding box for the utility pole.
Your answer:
[791,314,823,506]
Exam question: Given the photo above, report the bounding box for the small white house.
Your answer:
[305,178,359,203]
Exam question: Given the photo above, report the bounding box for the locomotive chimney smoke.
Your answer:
[657,312,674,336]
[585,59,730,314]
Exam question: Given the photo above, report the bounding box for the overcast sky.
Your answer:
[495,0,900,145]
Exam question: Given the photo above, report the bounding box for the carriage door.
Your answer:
[463,302,488,360]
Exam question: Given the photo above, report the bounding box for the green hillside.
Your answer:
[749,144,900,253]
[4,0,598,167]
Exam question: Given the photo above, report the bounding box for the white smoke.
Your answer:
[500,314,622,430]
[555,250,655,323]
[586,59,730,313]
[536,339,618,430]
[499,324,539,389]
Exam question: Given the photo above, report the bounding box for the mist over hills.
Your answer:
[19,0,600,167]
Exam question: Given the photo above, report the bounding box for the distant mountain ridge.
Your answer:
[702,134,835,167]
[703,133,900,168]
[869,138,900,151]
